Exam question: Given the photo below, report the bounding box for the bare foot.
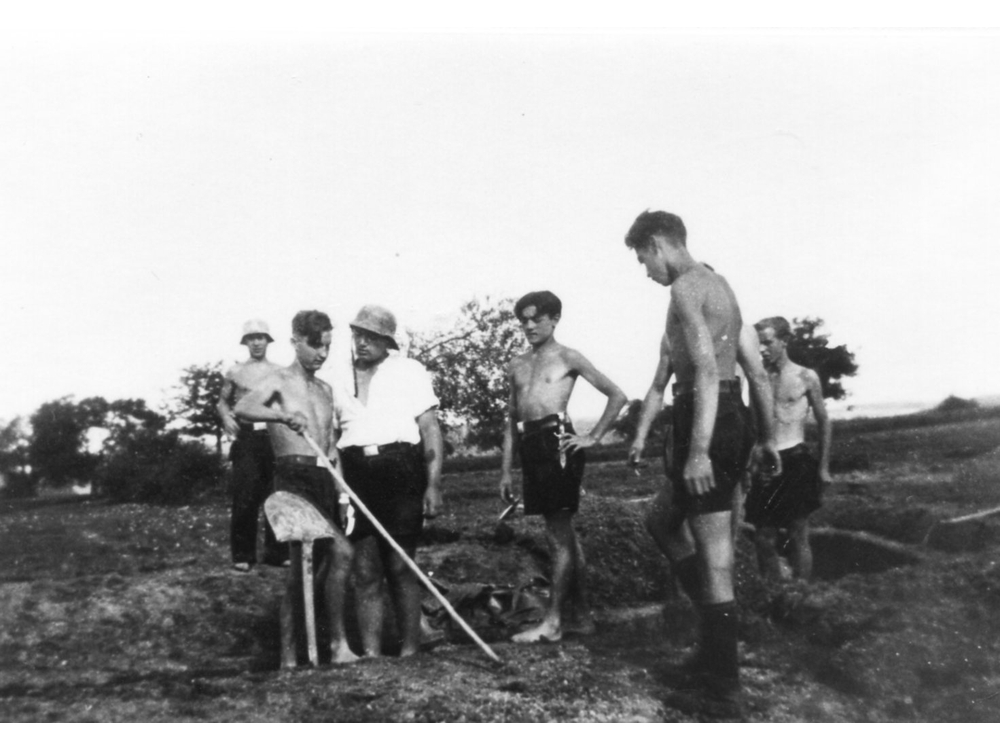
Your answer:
[280,657,298,670]
[233,562,251,573]
[512,621,562,644]
[330,643,361,664]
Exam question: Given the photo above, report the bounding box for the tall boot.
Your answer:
[698,600,740,695]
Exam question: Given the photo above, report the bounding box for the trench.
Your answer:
[798,527,924,580]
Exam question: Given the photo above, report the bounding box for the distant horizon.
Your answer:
[572,392,1000,431]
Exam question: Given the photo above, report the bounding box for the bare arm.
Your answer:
[562,350,628,453]
[233,374,308,434]
[804,369,832,483]
[628,334,673,466]
[417,407,444,518]
[673,282,719,496]
[216,374,240,438]
[327,401,352,528]
[499,368,518,503]
[736,325,781,474]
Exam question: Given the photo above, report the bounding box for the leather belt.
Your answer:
[517,412,569,435]
[342,442,416,458]
[238,422,269,437]
[672,379,741,397]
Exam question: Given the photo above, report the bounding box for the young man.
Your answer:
[629,326,764,568]
[624,211,780,696]
[217,319,284,571]
[234,310,358,667]
[501,290,627,644]
[335,304,443,658]
[746,316,832,580]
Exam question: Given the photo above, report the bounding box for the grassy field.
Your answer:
[1,410,1000,721]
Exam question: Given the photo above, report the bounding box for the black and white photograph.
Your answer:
[2,3,999,724]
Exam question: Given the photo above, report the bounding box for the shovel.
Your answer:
[302,434,502,664]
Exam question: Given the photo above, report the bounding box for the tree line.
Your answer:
[0,301,859,503]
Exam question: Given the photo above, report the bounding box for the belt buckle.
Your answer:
[252,422,268,431]
[315,456,325,467]
[516,422,525,435]
[363,445,380,457]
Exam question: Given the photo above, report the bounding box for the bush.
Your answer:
[94,428,224,505]
[936,395,979,412]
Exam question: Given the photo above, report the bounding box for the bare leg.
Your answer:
[788,518,812,580]
[688,511,735,603]
[316,534,359,664]
[353,536,385,657]
[279,542,303,670]
[731,483,746,545]
[384,538,422,657]
[754,525,783,580]
[513,510,574,643]
[564,530,595,635]
[687,511,740,687]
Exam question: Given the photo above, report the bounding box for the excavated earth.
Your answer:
[1,416,1000,722]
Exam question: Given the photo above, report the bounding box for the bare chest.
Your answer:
[771,371,809,412]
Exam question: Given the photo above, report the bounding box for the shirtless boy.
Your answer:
[624,211,780,695]
[629,327,768,584]
[217,320,284,571]
[234,310,358,667]
[500,291,627,644]
[746,316,832,580]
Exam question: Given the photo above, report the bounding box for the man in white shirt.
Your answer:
[335,304,444,658]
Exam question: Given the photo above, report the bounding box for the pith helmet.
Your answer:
[349,304,399,350]
[240,319,274,344]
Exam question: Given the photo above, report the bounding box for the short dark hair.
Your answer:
[514,291,562,321]
[624,210,687,250]
[755,316,792,342]
[292,310,333,347]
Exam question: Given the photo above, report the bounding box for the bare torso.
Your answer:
[224,359,281,420]
[509,343,579,422]
[769,361,812,450]
[666,265,742,384]
[265,369,335,457]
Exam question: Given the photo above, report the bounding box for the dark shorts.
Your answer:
[518,415,586,517]
[745,443,822,528]
[671,388,754,517]
[273,457,342,531]
[341,442,426,541]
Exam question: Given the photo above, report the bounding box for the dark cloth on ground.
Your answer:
[745,442,821,528]
[670,382,754,518]
[229,429,284,565]
[518,415,586,516]
[341,442,426,540]
[273,456,343,531]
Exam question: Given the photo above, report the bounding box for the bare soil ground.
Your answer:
[2,415,1000,722]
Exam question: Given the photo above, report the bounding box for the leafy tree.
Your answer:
[95,426,224,506]
[103,398,167,446]
[168,362,226,454]
[0,417,33,497]
[787,317,859,400]
[409,297,524,449]
[27,396,107,488]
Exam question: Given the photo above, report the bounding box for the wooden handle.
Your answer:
[302,435,502,664]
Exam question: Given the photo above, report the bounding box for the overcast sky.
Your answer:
[3,15,999,423]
